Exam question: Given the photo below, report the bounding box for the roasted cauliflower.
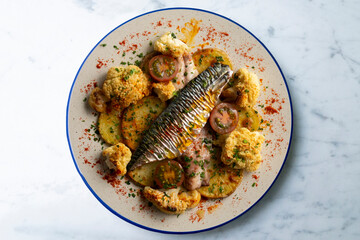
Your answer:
[102,143,132,176]
[222,68,260,108]
[221,127,264,172]
[143,187,201,214]
[152,81,176,102]
[102,65,152,108]
[154,32,190,58]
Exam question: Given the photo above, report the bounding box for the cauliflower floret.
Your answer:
[102,65,152,108]
[102,143,132,176]
[152,81,176,102]
[88,87,109,112]
[221,127,264,172]
[143,187,201,214]
[154,32,190,58]
[234,68,260,107]
[222,68,260,108]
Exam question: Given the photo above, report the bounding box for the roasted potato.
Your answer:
[192,48,233,74]
[98,110,123,145]
[121,96,166,150]
[198,156,243,198]
[127,161,159,187]
[237,107,261,132]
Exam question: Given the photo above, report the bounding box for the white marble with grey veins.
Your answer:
[0,0,359,239]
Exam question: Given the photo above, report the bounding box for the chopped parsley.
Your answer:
[135,60,141,66]
[184,156,192,162]
[199,55,204,65]
[215,56,224,62]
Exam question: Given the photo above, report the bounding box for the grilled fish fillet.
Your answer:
[127,63,232,171]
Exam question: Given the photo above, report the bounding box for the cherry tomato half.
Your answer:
[148,55,179,82]
[154,160,184,189]
[209,103,239,134]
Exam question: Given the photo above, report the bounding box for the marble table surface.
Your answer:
[1,0,359,239]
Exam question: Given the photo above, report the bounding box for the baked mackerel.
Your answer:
[127,63,232,171]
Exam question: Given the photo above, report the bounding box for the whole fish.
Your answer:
[127,63,232,171]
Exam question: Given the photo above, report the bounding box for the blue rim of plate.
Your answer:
[66,7,293,234]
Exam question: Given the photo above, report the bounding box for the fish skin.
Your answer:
[127,63,232,171]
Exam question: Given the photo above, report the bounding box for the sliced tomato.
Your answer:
[148,55,179,82]
[154,160,184,189]
[209,103,238,134]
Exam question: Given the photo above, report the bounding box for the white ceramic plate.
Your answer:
[67,8,293,234]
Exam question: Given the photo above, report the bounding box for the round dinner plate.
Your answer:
[67,8,293,234]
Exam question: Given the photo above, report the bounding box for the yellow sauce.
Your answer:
[180,18,202,46]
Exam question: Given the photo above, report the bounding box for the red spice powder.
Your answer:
[96,60,104,69]
[219,32,229,37]
[80,79,97,94]
[203,25,216,42]
[91,159,101,168]
[96,58,112,69]
[83,157,91,165]
[142,30,151,36]
[264,106,279,115]
[119,40,126,46]
[207,200,223,214]
[252,174,259,180]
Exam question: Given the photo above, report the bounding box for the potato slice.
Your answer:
[98,110,123,145]
[127,161,159,187]
[237,107,261,132]
[198,157,243,198]
[192,48,233,74]
[121,96,166,150]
